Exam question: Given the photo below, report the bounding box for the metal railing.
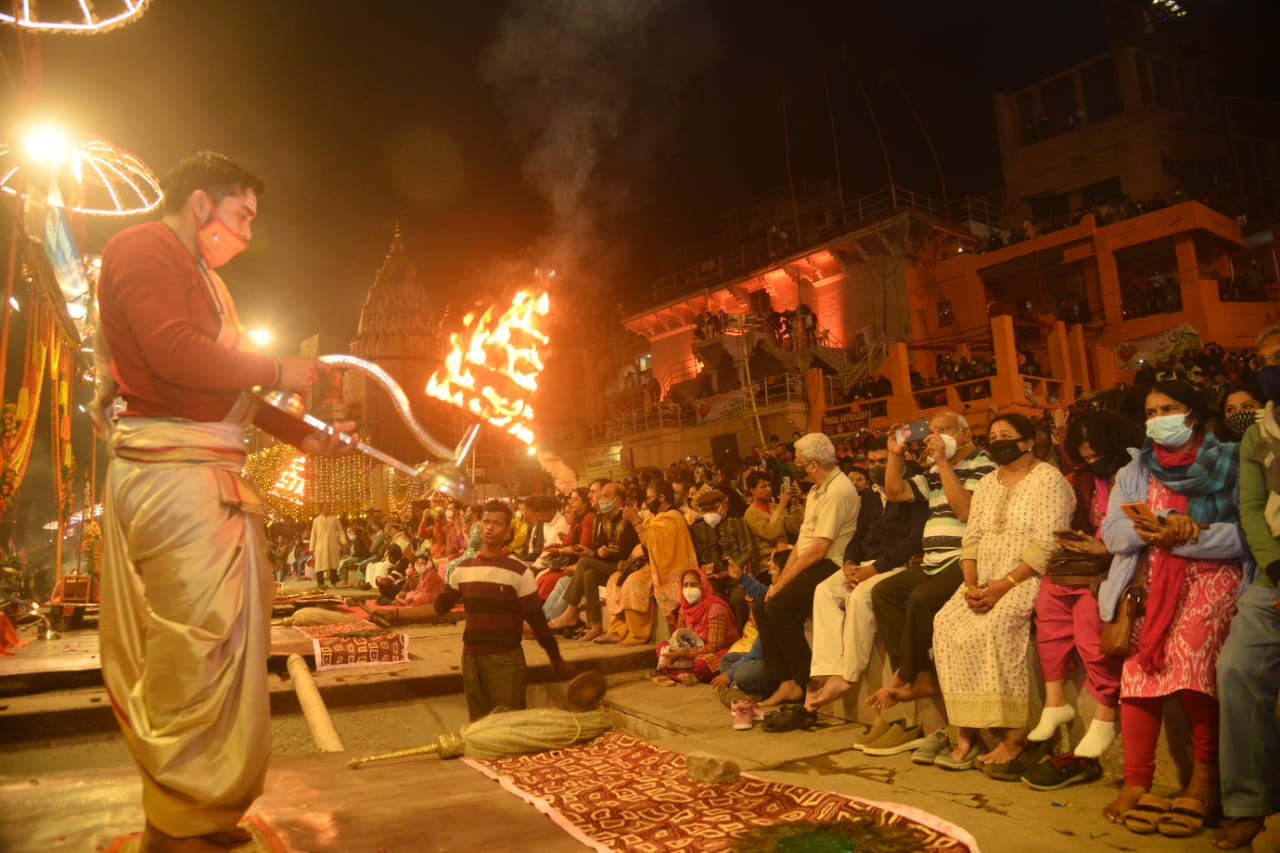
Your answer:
[644,184,1003,305]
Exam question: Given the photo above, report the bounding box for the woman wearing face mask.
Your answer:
[1021,411,1143,791]
[1099,381,1248,837]
[1214,381,1265,443]
[653,568,740,686]
[932,413,1075,779]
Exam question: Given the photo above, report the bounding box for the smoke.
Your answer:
[479,0,717,278]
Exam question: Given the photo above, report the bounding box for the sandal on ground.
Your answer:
[1157,797,1215,838]
[1121,793,1173,834]
[762,704,817,732]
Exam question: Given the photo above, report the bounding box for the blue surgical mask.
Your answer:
[599,499,617,514]
[1146,412,1193,448]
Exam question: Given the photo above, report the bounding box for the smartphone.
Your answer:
[1053,529,1087,541]
[781,476,792,493]
[895,417,931,445]
[1121,502,1160,526]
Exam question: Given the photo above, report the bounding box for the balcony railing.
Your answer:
[643,184,1003,306]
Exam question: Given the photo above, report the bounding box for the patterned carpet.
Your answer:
[466,732,977,852]
[293,620,410,671]
[104,817,286,852]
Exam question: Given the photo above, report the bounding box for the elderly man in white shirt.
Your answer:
[756,432,860,711]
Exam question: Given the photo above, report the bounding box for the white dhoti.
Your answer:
[99,419,273,837]
[809,565,904,682]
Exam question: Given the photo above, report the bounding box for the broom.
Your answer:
[347,707,611,768]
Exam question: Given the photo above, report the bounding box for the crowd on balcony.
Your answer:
[1216,261,1275,303]
[691,305,826,352]
[975,191,1205,256]
[1122,271,1184,321]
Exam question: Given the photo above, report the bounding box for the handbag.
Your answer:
[1099,551,1148,657]
[1044,549,1110,587]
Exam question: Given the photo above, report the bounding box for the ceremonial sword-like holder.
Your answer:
[256,354,479,503]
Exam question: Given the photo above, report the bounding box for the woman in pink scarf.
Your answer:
[653,567,740,685]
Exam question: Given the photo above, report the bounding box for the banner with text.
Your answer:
[1113,323,1202,371]
[695,390,746,425]
[821,404,871,437]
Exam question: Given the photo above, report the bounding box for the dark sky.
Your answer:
[3,0,1135,351]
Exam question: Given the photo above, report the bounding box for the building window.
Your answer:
[1081,57,1123,122]
[937,300,955,328]
[1041,75,1078,137]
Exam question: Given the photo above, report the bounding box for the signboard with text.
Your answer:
[821,404,871,437]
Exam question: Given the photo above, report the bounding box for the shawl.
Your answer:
[644,509,699,613]
[1139,432,1240,525]
[678,566,740,647]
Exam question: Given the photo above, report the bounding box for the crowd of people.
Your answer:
[342,325,1280,847]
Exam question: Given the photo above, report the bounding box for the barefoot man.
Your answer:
[96,152,356,852]
[866,412,993,716]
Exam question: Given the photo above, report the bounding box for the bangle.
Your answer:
[1005,573,1020,587]
[272,358,283,388]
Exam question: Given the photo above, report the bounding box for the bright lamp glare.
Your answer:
[526,446,538,456]
[247,328,272,347]
[7,296,19,312]
[25,127,70,165]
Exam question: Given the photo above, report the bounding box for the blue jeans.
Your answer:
[543,575,572,622]
[1217,583,1280,818]
[720,651,772,696]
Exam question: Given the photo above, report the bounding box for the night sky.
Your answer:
[0,0,1274,541]
[3,0,1138,349]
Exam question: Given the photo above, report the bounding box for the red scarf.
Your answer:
[1135,442,1196,674]
[678,567,739,646]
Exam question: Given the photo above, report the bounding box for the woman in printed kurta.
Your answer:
[1099,381,1246,835]
[653,568,741,685]
[933,413,1075,776]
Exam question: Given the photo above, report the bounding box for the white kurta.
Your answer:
[310,512,347,573]
[933,462,1075,728]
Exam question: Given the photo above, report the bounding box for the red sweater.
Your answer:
[97,222,309,444]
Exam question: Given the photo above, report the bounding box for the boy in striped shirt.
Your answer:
[393,501,572,720]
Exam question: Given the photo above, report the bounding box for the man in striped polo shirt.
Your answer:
[868,411,994,711]
[409,501,572,720]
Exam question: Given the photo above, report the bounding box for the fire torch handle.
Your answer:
[297,413,421,479]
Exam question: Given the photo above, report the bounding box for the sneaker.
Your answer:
[852,719,896,751]
[862,722,928,756]
[911,729,951,765]
[731,699,756,731]
[1021,752,1103,791]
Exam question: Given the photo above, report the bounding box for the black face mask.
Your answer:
[646,498,663,515]
[988,439,1028,466]
[868,465,886,487]
[789,463,809,482]
[1087,455,1126,481]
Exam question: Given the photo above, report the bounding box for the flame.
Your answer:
[271,455,308,506]
[425,290,550,445]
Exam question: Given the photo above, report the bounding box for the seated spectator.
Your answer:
[1215,381,1265,442]
[599,480,697,645]
[394,554,446,608]
[1022,411,1140,790]
[1215,325,1280,850]
[1099,381,1247,835]
[366,543,404,596]
[932,413,1075,779]
[653,568,740,686]
[756,433,859,711]
[548,483,638,641]
[690,489,754,629]
[866,411,993,725]
[805,440,928,713]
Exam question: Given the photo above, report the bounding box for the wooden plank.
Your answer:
[0,750,587,852]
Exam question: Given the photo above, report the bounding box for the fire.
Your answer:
[425,290,550,445]
[271,455,308,506]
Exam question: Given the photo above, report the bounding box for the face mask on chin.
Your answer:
[195,200,248,269]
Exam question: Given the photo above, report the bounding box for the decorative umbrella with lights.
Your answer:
[0,134,162,217]
[1,0,153,34]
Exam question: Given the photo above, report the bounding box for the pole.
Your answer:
[780,74,803,249]
[885,70,949,214]
[840,38,894,193]
[287,653,346,752]
[820,50,846,220]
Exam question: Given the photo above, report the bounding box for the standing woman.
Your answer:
[933,413,1075,778]
[1100,381,1247,837]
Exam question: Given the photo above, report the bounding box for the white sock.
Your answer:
[1073,719,1117,758]
[1027,704,1076,742]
